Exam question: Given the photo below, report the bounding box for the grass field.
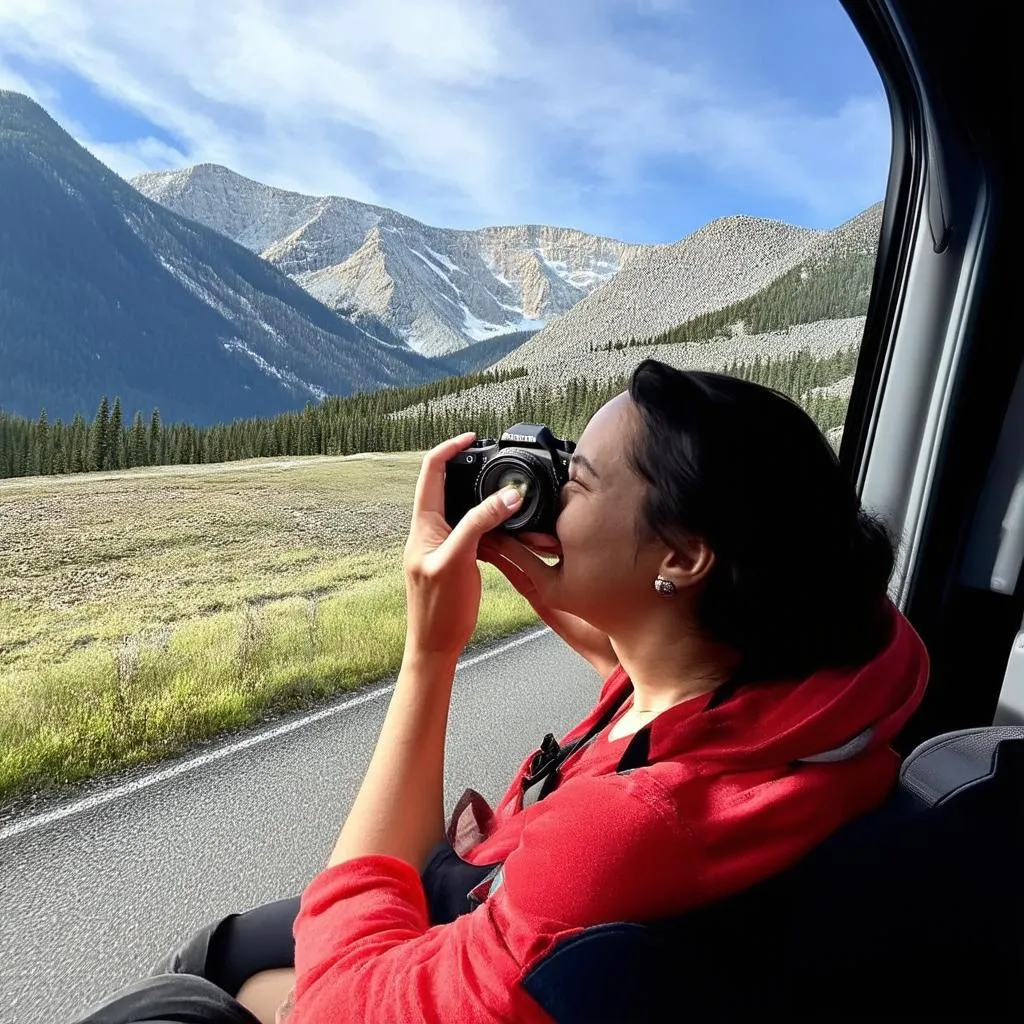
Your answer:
[0,453,539,811]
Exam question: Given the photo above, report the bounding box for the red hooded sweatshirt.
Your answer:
[289,604,928,1023]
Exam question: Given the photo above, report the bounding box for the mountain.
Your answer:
[431,329,540,377]
[381,204,882,422]
[489,204,883,383]
[0,92,447,427]
[491,215,820,377]
[628,203,883,349]
[132,164,640,358]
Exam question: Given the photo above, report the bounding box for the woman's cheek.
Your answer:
[554,500,577,545]
[554,497,569,541]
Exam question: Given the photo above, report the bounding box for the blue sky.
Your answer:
[0,0,890,244]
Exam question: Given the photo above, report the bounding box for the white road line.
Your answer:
[0,627,551,843]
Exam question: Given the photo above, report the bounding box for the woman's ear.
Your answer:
[658,535,715,592]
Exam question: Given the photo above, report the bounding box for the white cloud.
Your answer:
[81,135,191,182]
[675,92,892,221]
[0,53,45,100]
[0,0,890,237]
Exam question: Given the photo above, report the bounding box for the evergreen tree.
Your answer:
[148,409,162,466]
[0,358,856,481]
[18,430,30,477]
[130,411,147,468]
[33,408,49,476]
[109,397,124,470]
[70,414,87,473]
[0,422,13,478]
[89,396,110,471]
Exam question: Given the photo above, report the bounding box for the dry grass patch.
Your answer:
[0,454,538,809]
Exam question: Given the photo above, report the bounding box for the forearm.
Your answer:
[325,435,520,872]
[328,648,458,871]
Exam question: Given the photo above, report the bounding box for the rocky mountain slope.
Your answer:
[489,204,882,382]
[133,164,640,357]
[0,92,446,426]
[387,204,881,424]
[393,316,865,422]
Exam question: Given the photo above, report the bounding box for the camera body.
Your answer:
[444,423,576,534]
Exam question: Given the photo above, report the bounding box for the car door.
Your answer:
[838,0,1020,750]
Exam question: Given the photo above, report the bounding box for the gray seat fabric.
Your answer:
[900,725,1024,805]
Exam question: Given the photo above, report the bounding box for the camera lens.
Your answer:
[477,453,549,531]
[495,466,531,499]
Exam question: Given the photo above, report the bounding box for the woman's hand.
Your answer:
[403,433,525,661]
[478,531,619,678]
[326,434,525,874]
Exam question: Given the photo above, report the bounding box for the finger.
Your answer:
[446,486,523,559]
[476,527,525,561]
[478,546,541,603]
[488,559,538,599]
[484,530,559,566]
[413,432,475,518]
[477,536,501,563]
[479,536,530,577]
[478,530,556,594]
[516,532,564,559]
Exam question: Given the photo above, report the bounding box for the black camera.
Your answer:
[444,423,576,534]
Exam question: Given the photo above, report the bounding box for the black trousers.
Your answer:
[152,896,300,997]
[70,897,301,1024]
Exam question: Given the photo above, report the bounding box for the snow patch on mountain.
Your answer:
[156,254,235,321]
[459,305,548,342]
[133,164,640,357]
[222,337,328,399]
[424,245,461,274]
[409,248,460,291]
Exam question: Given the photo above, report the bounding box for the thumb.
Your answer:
[447,486,523,557]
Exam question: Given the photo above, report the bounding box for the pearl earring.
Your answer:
[653,575,676,596]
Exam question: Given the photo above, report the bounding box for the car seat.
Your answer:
[522,727,1024,1022]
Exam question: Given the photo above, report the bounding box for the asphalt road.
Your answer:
[0,628,602,1024]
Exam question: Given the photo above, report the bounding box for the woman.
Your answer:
[77,359,928,1024]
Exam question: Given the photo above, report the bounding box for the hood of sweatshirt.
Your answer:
[610,601,929,772]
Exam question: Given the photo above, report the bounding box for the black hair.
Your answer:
[627,358,896,682]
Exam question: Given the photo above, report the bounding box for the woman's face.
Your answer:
[546,392,670,630]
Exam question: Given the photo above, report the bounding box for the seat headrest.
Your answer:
[899,725,1024,806]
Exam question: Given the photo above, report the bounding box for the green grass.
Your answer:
[0,453,539,810]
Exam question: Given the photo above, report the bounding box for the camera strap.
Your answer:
[519,666,762,809]
[520,689,633,809]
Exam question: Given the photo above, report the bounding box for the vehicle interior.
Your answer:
[2,0,1020,1020]
[517,0,1023,1019]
